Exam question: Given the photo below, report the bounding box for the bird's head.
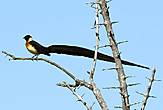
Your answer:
[23,35,33,42]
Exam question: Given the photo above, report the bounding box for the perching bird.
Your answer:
[23,35,150,70]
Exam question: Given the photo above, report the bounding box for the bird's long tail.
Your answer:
[47,45,150,70]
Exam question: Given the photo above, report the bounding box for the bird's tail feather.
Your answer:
[47,45,150,70]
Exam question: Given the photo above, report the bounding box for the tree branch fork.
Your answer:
[2,50,104,109]
[2,51,93,89]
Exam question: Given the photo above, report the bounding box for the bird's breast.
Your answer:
[25,42,39,55]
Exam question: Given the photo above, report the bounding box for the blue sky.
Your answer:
[0,0,162,110]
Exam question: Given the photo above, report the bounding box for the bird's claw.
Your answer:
[31,55,38,61]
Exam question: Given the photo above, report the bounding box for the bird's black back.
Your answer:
[29,41,50,56]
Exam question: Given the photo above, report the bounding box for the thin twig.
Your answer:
[111,21,119,25]
[98,44,112,48]
[103,86,121,89]
[99,40,128,48]
[114,106,122,108]
[127,101,143,107]
[106,0,112,3]
[127,83,141,87]
[102,67,118,71]
[90,0,99,78]
[125,76,135,79]
[114,101,143,108]
[57,80,93,90]
[136,91,156,98]
[63,81,92,110]
[103,83,140,90]
[90,101,96,108]
[86,1,100,5]
[145,77,161,81]
[141,68,156,110]
[116,40,128,45]
[76,93,85,102]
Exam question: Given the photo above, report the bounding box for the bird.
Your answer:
[23,35,150,70]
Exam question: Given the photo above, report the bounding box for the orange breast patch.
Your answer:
[25,42,30,49]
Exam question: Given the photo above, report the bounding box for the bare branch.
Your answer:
[63,81,92,110]
[2,51,16,59]
[97,22,106,26]
[145,77,161,81]
[136,91,145,96]
[127,101,143,107]
[98,44,112,48]
[136,91,156,98]
[102,67,118,71]
[111,21,119,25]
[86,2,100,4]
[90,78,109,110]
[127,83,141,87]
[98,0,130,109]
[56,83,77,87]
[57,79,93,91]
[115,101,143,108]
[103,82,140,89]
[116,40,128,45]
[141,68,156,110]
[90,101,96,109]
[90,0,100,78]
[103,86,121,89]
[125,76,135,79]
[114,106,122,108]
[106,0,112,3]
[81,93,85,98]
[98,40,128,48]
[148,95,157,98]
[76,93,85,102]
[2,51,77,80]
[2,51,94,90]
[86,1,100,6]
[89,1,109,109]
[90,26,96,29]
